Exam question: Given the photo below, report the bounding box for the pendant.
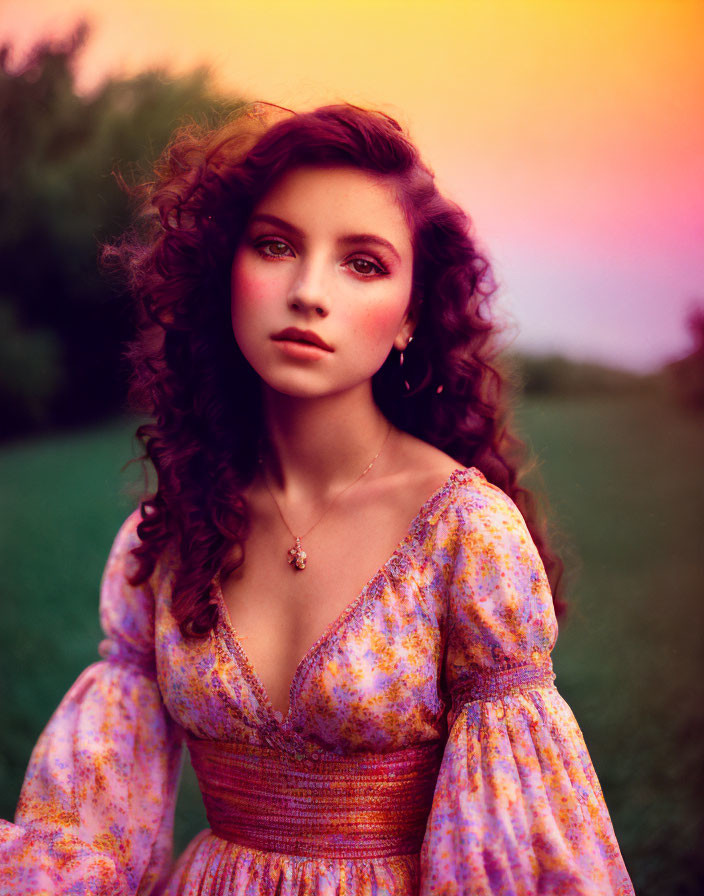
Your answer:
[287,536,307,570]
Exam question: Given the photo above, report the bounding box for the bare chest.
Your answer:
[221,452,458,715]
[218,466,460,718]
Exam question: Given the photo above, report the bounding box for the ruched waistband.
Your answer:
[186,735,444,859]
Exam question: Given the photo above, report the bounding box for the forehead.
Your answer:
[252,165,412,248]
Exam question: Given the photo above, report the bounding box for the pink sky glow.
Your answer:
[2,0,703,372]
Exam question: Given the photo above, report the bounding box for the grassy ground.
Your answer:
[1,390,702,894]
[514,390,704,895]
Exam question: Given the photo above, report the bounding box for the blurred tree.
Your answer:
[0,298,64,431]
[0,23,245,440]
[506,351,654,397]
[663,302,704,411]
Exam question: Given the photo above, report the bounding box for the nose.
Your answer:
[287,257,329,317]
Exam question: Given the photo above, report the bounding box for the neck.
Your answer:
[259,381,394,505]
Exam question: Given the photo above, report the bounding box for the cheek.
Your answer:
[230,255,278,326]
[351,292,411,346]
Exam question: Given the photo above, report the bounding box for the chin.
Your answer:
[261,375,362,402]
[260,377,329,400]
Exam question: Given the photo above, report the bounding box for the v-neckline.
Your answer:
[212,465,474,727]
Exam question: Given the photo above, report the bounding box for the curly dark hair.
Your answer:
[104,101,566,638]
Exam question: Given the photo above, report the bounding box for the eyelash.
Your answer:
[254,239,293,260]
[253,239,389,278]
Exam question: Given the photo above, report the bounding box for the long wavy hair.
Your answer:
[105,101,566,638]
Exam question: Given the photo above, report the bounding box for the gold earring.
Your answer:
[399,335,414,391]
[399,334,414,367]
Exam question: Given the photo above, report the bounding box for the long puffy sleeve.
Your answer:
[420,477,634,895]
[0,510,184,895]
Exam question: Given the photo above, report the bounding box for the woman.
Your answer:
[0,103,635,895]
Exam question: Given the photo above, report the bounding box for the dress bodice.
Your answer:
[0,466,635,896]
[155,469,471,758]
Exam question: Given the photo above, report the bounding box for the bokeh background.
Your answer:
[1,2,702,893]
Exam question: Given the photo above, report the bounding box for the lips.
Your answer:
[271,327,333,351]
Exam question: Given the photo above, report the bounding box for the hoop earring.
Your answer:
[399,335,414,391]
[398,337,442,396]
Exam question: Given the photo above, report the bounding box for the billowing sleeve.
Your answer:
[0,510,184,896]
[420,477,635,895]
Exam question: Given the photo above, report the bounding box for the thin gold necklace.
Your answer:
[258,422,393,570]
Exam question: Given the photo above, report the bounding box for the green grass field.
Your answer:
[1,390,702,894]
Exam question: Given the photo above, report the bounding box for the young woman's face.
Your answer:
[230,165,415,400]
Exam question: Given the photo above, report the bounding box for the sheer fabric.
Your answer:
[0,467,634,895]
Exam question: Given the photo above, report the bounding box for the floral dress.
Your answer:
[0,467,635,895]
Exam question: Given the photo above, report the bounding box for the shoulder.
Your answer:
[99,508,156,659]
[431,465,527,543]
[434,469,552,608]
[410,466,525,585]
[103,508,143,575]
[439,466,532,543]
[436,472,557,665]
[391,431,523,526]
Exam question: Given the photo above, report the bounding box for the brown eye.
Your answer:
[349,257,385,276]
[256,239,292,258]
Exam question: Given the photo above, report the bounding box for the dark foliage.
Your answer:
[0,24,245,439]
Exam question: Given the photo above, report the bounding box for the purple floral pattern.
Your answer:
[0,467,634,895]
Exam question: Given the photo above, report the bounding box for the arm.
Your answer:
[0,510,184,896]
[420,476,634,895]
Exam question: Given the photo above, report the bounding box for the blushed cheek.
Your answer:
[356,295,410,347]
[231,262,258,309]
[230,260,276,326]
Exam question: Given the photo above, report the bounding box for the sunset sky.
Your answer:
[2,0,703,372]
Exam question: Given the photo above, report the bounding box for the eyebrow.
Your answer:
[248,213,402,262]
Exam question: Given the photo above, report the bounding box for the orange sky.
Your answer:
[2,0,703,370]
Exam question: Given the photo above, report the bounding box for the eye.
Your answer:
[346,257,388,277]
[255,239,294,259]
